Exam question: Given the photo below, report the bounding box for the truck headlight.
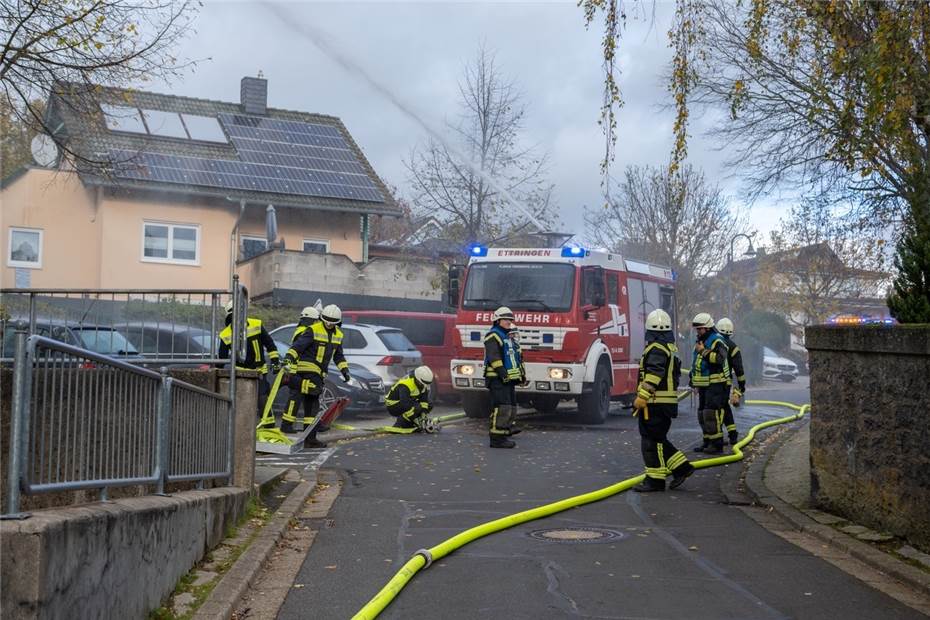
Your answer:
[455,364,476,376]
[548,368,572,380]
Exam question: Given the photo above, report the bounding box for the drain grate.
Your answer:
[528,527,626,544]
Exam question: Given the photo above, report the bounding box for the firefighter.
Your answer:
[716,318,746,446]
[280,304,350,448]
[484,306,526,448]
[386,366,434,430]
[217,301,280,425]
[632,309,695,492]
[292,306,320,342]
[689,312,730,454]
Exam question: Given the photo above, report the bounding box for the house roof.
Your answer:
[47,81,400,216]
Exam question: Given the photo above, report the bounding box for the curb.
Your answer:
[255,467,290,496]
[742,421,930,596]
[192,470,320,620]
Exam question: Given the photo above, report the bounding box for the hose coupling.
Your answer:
[414,548,433,569]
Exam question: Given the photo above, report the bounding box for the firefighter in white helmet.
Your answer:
[689,312,730,454]
[632,309,695,491]
[716,317,745,446]
[386,366,435,431]
[483,306,525,448]
[291,306,321,343]
[217,299,280,425]
[280,304,350,448]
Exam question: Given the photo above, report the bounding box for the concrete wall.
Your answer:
[241,250,443,309]
[1,487,248,620]
[806,325,930,550]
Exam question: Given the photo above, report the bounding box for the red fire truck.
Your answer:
[449,246,676,423]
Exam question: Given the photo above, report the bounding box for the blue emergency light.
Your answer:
[561,245,586,257]
[469,244,488,257]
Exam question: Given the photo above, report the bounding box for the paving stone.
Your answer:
[857,531,894,543]
[804,509,847,525]
[172,592,196,615]
[898,545,930,570]
[191,570,218,587]
[840,524,870,536]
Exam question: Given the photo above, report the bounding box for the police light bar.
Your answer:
[561,245,586,257]
[468,244,488,257]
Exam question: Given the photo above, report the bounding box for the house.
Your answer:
[1,76,403,292]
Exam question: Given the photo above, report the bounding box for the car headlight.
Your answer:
[348,376,363,389]
[548,368,572,380]
[455,364,476,376]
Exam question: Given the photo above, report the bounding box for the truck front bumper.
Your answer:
[450,359,587,396]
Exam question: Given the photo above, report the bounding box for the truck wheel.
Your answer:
[462,391,490,418]
[578,363,610,424]
[531,395,561,414]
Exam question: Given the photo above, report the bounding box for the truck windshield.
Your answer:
[462,263,575,312]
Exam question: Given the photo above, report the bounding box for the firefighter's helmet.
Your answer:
[300,306,320,320]
[646,309,673,332]
[493,306,515,322]
[414,366,434,385]
[321,304,342,325]
[691,312,714,328]
[224,300,234,315]
[716,317,734,336]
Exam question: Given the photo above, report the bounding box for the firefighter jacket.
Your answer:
[637,331,682,404]
[721,334,746,392]
[484,324,525,382]
[386,374,430,417]
[690,329,729,387]
[218,317,279,373]
[285,321,348,376]
[291,317,317,343]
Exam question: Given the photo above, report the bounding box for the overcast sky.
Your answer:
[157,1,782,248]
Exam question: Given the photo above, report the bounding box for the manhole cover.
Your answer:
[528,527,625,544]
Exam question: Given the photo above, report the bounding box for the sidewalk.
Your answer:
[747,420,930,598]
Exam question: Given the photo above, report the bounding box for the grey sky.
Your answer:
[158,1,780,246]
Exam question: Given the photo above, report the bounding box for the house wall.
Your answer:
[1,169,101,289]
[237,207,362,260]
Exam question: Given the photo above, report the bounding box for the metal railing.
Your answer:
[4,330,233,517]
[0,288,232,365]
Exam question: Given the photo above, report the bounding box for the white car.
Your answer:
[269,322,422,386]
[762,346,799,382]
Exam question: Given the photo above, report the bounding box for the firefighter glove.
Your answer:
[270,359,281,374]
[633,395,648,410]
[730,388,742,407]
[341,369,351,383]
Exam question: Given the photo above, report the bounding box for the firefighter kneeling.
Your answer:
[386,366,436,432]
[632,309,695,492]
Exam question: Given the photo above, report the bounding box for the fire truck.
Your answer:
[449,246,676,424]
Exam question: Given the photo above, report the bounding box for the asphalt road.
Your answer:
[276,377,925,620]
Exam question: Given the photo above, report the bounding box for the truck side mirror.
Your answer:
[447,264,464,307]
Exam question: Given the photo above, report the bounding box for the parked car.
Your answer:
[1,319,140,360]
[269,323,422,387]
[342,311,457,400]
[119,323,217,365]
[762,346,799,382]
[269,340,385,414]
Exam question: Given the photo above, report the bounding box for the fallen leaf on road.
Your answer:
[293,584,305,589]
[325,565,337,570]
[688,546,699,551]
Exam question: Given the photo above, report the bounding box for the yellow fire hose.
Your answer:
[351,398,809,620]
[330,412,468,434]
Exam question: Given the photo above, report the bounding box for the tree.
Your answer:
[584,163,750,335]
[887,210,930,323]
[405,45,556,246]
[0,0,199,168]
[749,201,890,339]
[0,96,41,178]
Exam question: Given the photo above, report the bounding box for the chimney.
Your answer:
[240,76,267,115]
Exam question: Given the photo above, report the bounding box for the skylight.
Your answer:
[141,109,188,139]
[100,104,147,134]
[181,114,228,143]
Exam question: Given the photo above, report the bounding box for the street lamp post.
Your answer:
[727,233,757,319]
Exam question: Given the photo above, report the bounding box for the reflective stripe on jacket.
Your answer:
[690,331,730,386]
[638,340,681,404]
[483,324,524,380]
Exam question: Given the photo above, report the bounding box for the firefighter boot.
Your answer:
[280,420,296,434]
[633,477,665,492]
[704,439,724,455]
[669,462,695,490]
[304,431,327,449]
[692,440,709,453]
[490,435,516,448]
[506,405,522,435]
[728,431,739,447]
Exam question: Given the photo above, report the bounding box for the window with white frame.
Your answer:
[142,222,199,264]
[302,238,329,254]
[7,227,43,268]
[241,235,268,260]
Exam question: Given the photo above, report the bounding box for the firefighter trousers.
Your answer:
[389,403,428,430]
[638,405,691,488]
[699,383,728,448]
[487,377,516,436]
[722,399,738,443]
[282,372,323,426]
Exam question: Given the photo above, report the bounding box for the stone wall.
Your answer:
[806,325,930,550]
[1,487,248,619]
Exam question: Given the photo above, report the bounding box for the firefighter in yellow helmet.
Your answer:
[484,306,525,448]
[386,366,435,431]
[689,312,730,454]
[217,300,280,425]
[716,317,745,446]
[632,309,695,491]
[280,304,350,448]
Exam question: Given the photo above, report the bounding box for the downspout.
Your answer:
[361,213,370,264]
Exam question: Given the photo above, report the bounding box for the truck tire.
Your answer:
[462,391,490,418]
[578,363,610,424]
[531,395,561,415]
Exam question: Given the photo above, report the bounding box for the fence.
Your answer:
[4,330,233,517]
[0,289,232,365]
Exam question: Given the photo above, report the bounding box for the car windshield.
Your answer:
[74,328,138,355]
[462,262,575,311]
[763,347,778,357]
[377,329,417,352]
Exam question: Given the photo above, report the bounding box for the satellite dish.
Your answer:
[30,134,59,168]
